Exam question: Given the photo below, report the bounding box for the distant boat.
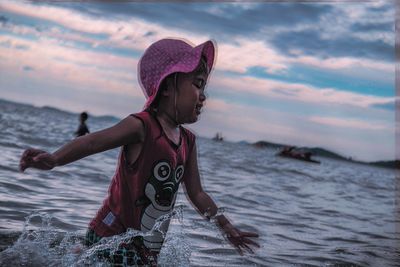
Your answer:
[277,147,320,164]
[212,132,224,142]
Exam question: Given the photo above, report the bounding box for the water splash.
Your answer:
[77,205,187,266]
[0,212,82,267]
[158,233,191,267]
[0,207,191,266]
[203,207,227,240]
[158,205,191,266]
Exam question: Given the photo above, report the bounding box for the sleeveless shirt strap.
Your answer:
[180,127,196,154]
[131,110,162,140]
[129,112,147,137]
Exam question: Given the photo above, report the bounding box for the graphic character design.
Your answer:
[137,160,184,251]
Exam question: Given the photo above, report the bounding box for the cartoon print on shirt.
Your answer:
[138,160,184,251]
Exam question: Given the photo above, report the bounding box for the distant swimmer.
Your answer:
[75,112,90,137]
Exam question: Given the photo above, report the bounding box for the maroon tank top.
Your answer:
[89,110,195,252]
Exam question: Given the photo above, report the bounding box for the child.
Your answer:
[75,111,90,137]
[19,38,259,265]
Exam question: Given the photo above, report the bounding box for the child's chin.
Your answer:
[184,115,199,124]
[186,118,197,124]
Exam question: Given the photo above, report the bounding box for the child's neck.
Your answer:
[156,111,181,145]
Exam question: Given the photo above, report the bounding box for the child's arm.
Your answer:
[183,144,259,255]
[20,116,144,172]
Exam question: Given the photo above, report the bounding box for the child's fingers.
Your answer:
[241,237,260,248]
[20,150,33,172]
[19,157,25,169]
[225,227,240,238]
[33,152,48,162]
[19,162,26,172]
[20,158,33,172]
[235,245,243,256]
[239,231,259,238]
[20,150,31,164]
[24,148,38,158]
[21,148,40,162]
[240,243,254,254]
[21,150,29,159]
[20,149,49,171]
[33,155,41,162]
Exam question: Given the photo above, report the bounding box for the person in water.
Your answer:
[280,146,295,156]
[19,38,259,265]
[75,112,90,137]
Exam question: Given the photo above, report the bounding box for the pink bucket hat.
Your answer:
[138,38,216,109]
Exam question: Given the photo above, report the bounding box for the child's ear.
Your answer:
[161,77,174,97]
[161,86,169,97]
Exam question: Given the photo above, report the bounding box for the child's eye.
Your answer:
[193,79,205,89]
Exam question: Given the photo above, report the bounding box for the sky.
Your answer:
[0,0,397,161]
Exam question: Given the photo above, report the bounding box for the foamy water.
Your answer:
[0,99,399,266]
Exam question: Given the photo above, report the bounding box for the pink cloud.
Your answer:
[290,55,393,73]
[0,1,209,52]
[1,0,393,79]
[308,116,389,130]
[192,98,394,161]
[210,73,395,109]
[0,34,141,97]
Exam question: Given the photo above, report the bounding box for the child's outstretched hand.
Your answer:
[221,222,260,255]
[20,148,57,172]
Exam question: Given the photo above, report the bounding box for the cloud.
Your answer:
[266,1,394,61]
[0,34,140,97]
[2,0,393,80]
[0,15,9,24]
[369,100,396,111]
[1,0,395,162]
[54,2,332,39]
[1,18,394,113]
[195,98,303,144]
[271,29,394,62]
[1,3,289,77]
[308,116,389,130]
[0,1,212,52]
[350,21,393,32]
[210,73,395,110]
[217,38,288,74]
[1,1,117,35]
[288,55,393,73]
[191,98,394,161]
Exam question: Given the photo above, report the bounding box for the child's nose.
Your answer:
[199,92,206,102]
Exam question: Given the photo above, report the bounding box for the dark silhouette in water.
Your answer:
[75,112,90,137]
[277,146,320,164]
[212,132,223,142]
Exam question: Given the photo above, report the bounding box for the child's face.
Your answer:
[175,70,208,124]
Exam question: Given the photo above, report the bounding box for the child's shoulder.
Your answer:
[180,126,196,146]
[130,110,151,119]
[128,110,153,127]
[180,126,195,136]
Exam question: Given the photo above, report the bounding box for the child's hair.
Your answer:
[150,55,209,109]
[149,74,173,110]
[196,55,209,75]
[80,112,88,121]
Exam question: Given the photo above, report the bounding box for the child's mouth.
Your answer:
[195,105,202,115]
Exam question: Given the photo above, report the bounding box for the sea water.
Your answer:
[0,99,399,266]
